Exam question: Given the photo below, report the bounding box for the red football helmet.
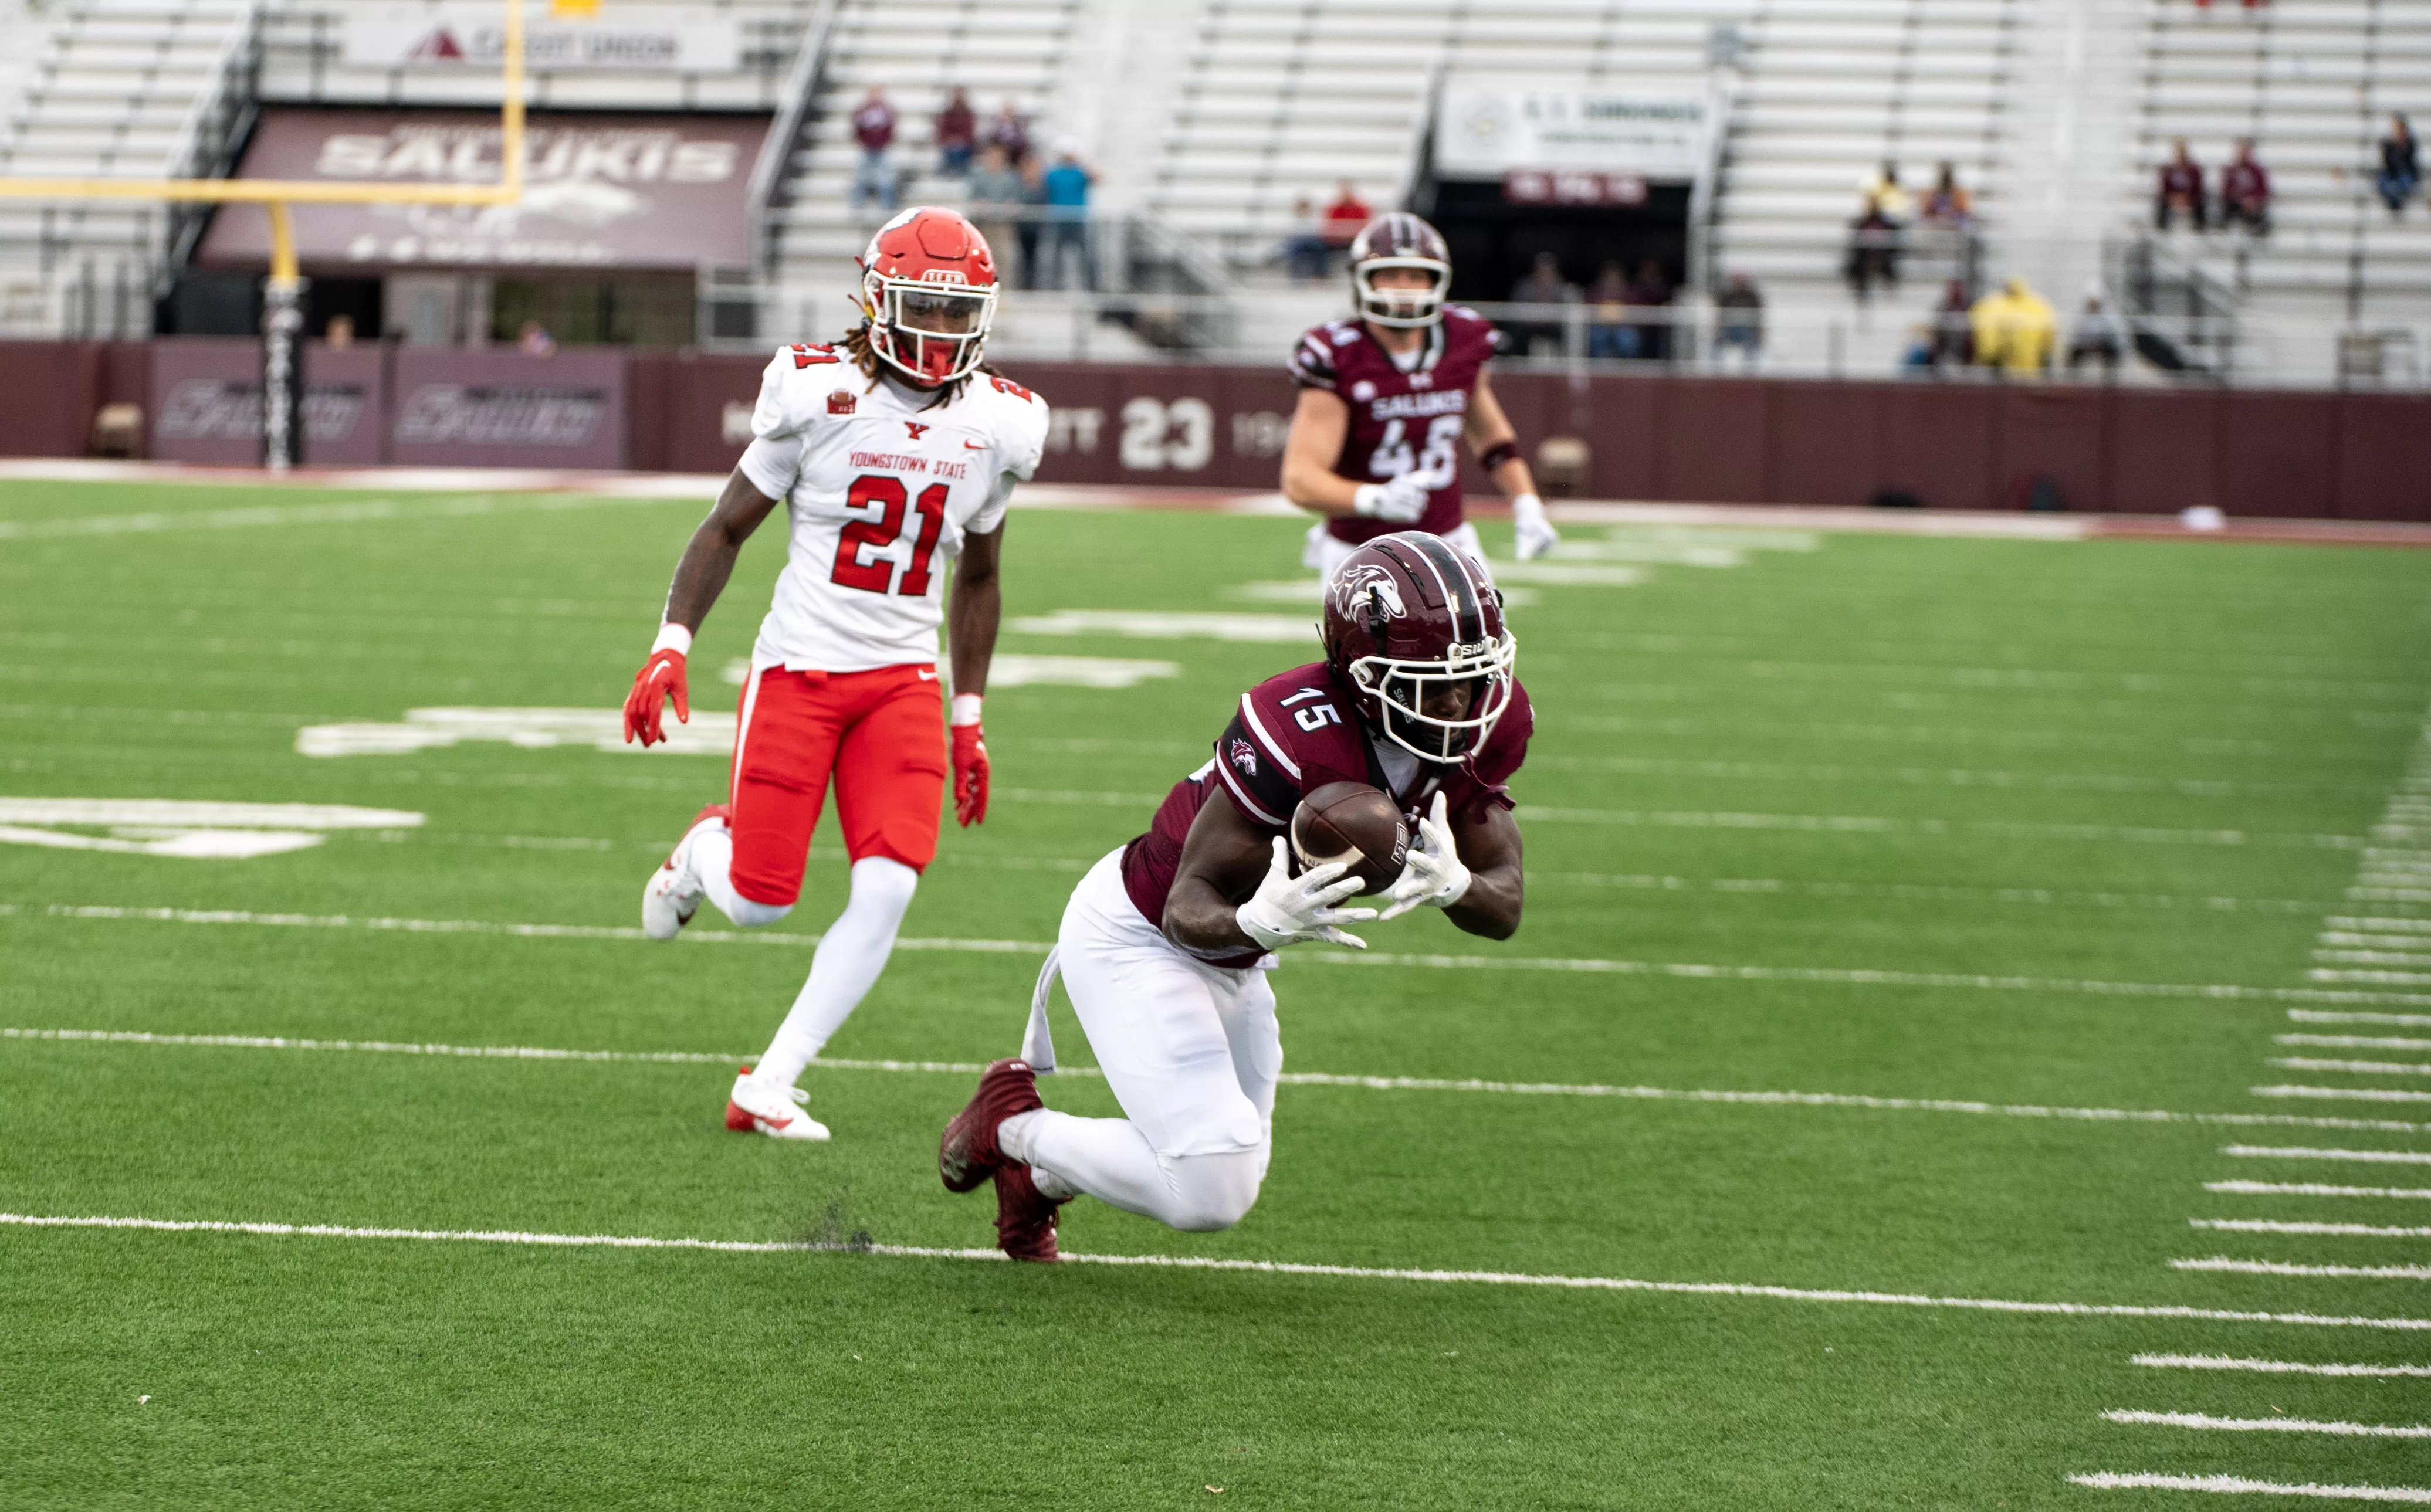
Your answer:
[1321,531,1515,764]
[859,206,1000,387]
[1348,212,1452,329]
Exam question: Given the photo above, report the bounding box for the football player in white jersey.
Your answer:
[621,206,1050,1142]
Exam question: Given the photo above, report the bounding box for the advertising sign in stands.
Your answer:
[387,348,625,470]
[1434,78,1709,182]
[344,7,742,73]
[196,110,767,272]
[149,339,386,466]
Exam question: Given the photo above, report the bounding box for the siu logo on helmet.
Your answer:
[1228,738,1259,777]
[1330,562,1406,621]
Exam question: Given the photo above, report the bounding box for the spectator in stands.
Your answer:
[2382,115,2422,217]
[1586,261,1633,359]
[2156,140,2206,230]
[1919,162,1973,228]
[984,101,1031,169]
[1969,276,2055,377]
[1281,195,1329,282]
[1040,147,1098,291]
[967,143,1028,283]
[323,314,355,350]
[2066,290,2128,379]
[1625,259,1674,362]
[935,87,977,177]
[1846,192,1900,301]
[850,87,898,216]
[1507,251,1579,357]
[517,320,556,359]
[1321,182,1373,256]
[1714,272,1764,371]
[1929,279,1974,369]
[1860,161,1912,226]
[1016,154,1046,290]
[2220,138,2271,233]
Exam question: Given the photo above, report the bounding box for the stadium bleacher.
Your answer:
[2131,0,2431,381]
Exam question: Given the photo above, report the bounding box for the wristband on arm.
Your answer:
[950,693,983,727]
[1478,440,1520,473]
[651,622,693,656]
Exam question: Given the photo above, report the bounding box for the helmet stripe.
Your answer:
[1407,533,1483,645]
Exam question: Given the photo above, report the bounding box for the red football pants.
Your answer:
[727,662,947,906]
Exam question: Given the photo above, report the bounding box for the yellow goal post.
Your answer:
[0,1,530,467]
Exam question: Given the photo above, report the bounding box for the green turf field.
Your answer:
[2,477,2427,1509]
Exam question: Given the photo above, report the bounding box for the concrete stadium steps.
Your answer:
[2132,0,2431,377]
[252,1,820,113]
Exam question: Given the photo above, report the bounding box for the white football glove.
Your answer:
[1379,792,1474,921]
[1353,472,1433,524]
[1237,838,1376,951]
[1510,493,1560,562]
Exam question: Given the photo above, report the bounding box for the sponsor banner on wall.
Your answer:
[344,8,742,73]
[195,109,766,271]
[1435,77,1710,181]
[148,339,386,466]
[388,348,625,469]
[996,364,1303,491]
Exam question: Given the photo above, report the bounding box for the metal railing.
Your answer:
[744,0,841,279]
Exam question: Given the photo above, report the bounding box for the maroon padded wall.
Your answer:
[1,341,2425,520]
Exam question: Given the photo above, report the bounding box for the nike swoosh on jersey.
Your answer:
[964,440,989,450]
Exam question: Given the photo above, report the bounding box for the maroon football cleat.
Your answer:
[938,1058,1041,1192]
[993,1162,1064,1263]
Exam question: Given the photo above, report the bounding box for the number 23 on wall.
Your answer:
[831,474,948,595]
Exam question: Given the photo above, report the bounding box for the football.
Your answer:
[1289,781,1411,895]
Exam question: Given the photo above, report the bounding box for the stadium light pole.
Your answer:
[0,0,528,470]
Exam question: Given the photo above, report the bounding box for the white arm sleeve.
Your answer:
[738,435,803,502]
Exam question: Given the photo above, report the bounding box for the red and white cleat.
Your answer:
[724,1066,831,1142]
[937,1058,1042,1192]
[992,1162,1065,1263]
[641,802,729,941]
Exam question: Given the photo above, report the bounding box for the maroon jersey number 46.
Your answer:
[1287,307,1501,548]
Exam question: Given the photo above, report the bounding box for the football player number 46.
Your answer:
[1372,415,1462,482]
[832,474,948,595]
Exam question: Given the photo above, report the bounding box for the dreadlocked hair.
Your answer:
[838,322,999,408]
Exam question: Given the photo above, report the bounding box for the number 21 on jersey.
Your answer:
[832,474,947,596]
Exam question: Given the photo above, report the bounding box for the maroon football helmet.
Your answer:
[1321,532,1515,764]
[1347,212,1452,328]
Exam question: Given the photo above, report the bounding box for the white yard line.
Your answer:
[2281,1036,2431,1053]
[1515,805,2358,850]
[2102,1410,2431,1438]
[9,1027,2416,1133]
[4,1212,2427,1330]
[2293,1011,2431,1029]
[0,491,682,542]
[23,900,2431,1013]
[2206,1182,2431,1201]
[2171,1257,2431,1280]
[2252,1086,2431,1104]
[2224,1147,2431,1166]
[1542,872,2318,914]
[2133,1354,2431,1377]
[2070,1473,2431,1503]
[2191,1219,2431,1238]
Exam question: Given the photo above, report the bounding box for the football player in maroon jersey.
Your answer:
[938,533,1531,1260]
[1279,212,1560,578]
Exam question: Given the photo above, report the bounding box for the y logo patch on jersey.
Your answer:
[1228,738,1259,777]
[827,389,856,415]
[904,421,932,440]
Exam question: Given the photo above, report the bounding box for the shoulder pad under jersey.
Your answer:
[751,342,852,440]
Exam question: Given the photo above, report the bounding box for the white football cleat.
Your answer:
[642,802,729,941]
[725,1067,832,1141]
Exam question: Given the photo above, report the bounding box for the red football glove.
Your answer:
[950,722,990,827]
[622,648,689,747]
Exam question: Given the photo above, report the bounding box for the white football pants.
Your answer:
[1303,517,1494,585]
[999,849,1279,1232]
